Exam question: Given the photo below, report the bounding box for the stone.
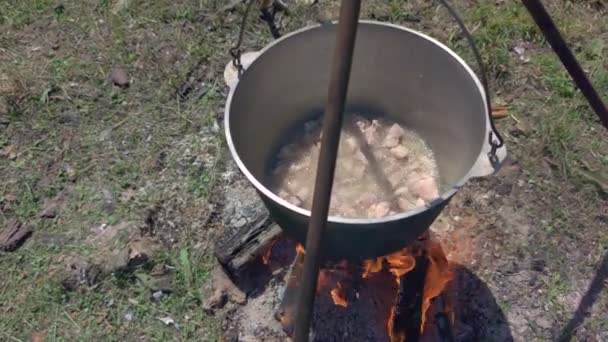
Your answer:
[110,67,129,88]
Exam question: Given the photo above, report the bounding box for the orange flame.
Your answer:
[330,281,348,307]
[262,247,272,265]
[362,258,383,278]
[296,244,305,255]
[387,307,405,342]
[420,239,453,330]
[386,253,416,282]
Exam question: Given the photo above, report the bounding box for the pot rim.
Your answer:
[224,20,488,225]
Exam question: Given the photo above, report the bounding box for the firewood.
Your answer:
[214,210,282,278]
[0,219,32,252]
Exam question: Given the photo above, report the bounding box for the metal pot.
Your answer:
[224,21,506,260]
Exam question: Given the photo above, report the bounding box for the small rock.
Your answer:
[127,237,160,268]
[64,164,77,181]
[101,189,114,214]
[124,311,133,321]
[536,317,552,329]
[390,145,409,159]
[157,316,177,327]
[39,198,60,218]
[232,218,247,228]
[203,266,247,314]
[152,290,165,301]
[110,67,129,88]
[99,128,112,141]
[61,256,103,291]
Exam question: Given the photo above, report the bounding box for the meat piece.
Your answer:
[383,137,400,148]
[415,198,426,207]
[388,172,404,187]
[354,150,369,165]
[395,187,409,196]
[357,193,378,207]
[295,187,310,202]
[398,198,414,211]
[390,145,410,159]
[411,177,439,201]
[367,201,391,218]
[386,124,405,140]
[345,135,358,151]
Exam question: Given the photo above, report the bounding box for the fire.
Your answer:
[330,281,348,307]
[362,258,383,278]
[296,244,305,255]
[386,253,416,281]
[338,238,453,341]
[262,247,273,265]
[420,239,453,329]
[387,307,404,342]
[362,250,415,282]
[285,236,453,341]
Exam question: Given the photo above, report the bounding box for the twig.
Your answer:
[63,310,81,332]
[0,331,23,342]
[112,117,129,130]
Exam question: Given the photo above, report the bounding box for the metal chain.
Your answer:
[230,0,256,77]
[434,0,505,164]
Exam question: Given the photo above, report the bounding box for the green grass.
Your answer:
[1,0,608,340]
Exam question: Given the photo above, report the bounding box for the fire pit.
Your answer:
[276,233,454,341]
[213,182,512,341]
[212,204,513,342]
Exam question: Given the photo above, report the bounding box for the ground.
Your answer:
[0,0,607,341]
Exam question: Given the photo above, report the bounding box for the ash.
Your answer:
[271,115,440,218]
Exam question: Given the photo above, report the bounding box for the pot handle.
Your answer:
[434,0,506,177]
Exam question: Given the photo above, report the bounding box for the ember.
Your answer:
[330,282,348,308]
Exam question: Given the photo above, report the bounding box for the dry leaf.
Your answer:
[0,145,17,159]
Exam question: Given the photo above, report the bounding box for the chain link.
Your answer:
[230,0,256,77]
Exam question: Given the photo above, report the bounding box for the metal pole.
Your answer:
[292,1,362,341]
[521,0,608,129]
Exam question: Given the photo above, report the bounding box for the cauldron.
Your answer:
[225,21,506,260]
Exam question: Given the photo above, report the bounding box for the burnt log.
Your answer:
[0,219,32,252]
[214,208,282,278]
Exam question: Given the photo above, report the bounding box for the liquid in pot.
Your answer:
[271,115,440,219]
